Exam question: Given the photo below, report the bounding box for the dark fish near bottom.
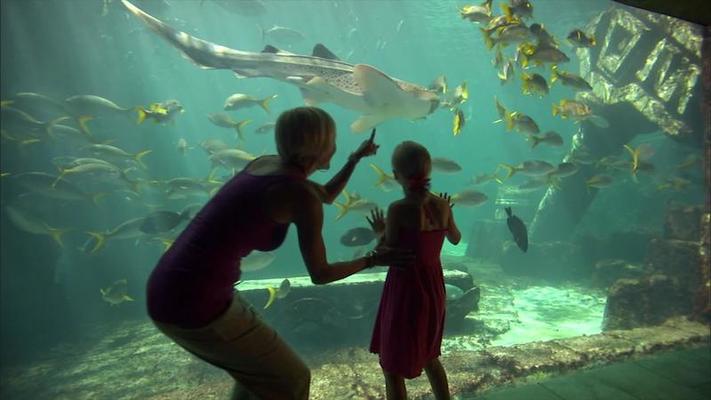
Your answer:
[340,227,376,247]
[505,207,528,252]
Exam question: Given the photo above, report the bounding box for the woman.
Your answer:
[146,107,412,400]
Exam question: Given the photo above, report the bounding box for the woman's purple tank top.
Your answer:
[146,170,300,328]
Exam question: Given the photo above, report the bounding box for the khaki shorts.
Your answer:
[152,294,310,400]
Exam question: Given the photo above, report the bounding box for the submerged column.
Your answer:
[530,5,704,242]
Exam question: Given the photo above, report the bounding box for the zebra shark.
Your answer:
[120,0,441,133]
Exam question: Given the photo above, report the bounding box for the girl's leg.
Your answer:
[424,357,450,400]
[383,370,407,400]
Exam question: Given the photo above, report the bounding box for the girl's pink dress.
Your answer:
[370,228,447,378]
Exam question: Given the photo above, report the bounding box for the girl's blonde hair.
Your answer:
[392,141,432,190]
[275,107,336,167]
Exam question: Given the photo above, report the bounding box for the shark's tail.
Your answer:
[120,0,248,70]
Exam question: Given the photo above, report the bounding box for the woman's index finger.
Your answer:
[369,128,376,142]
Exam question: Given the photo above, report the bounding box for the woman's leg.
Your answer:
[154,295,310,400]
[383,369,407,400]
[424,357,450,400]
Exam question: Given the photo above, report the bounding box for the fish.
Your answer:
[241,251,277,272]
[209,148,258,172]
[340,227,377,247]
[501,0,534,20]
[451,190,488,206]
[505,207,528,252]
[498,60,515,85]
[452,108,465,136]
[550,66,592,91]
[459,0,493,24]
[255,122,276,134]
[517,42,569,68]
[84,144,153,169]
[12,172,104,204]
[200,138,230,155]
[139,210,191,234]
[547,162,579,178]
[1,107,69,136]
[63,95,135,132]
[177,138,194,154]
[521,72,549,97]
[567,29,596,47]
[83,217,147,253]
[136,99,184,124]
[4,205,70,246]
[552,99,609,128]
[675,154,702,171]
[264,278,291,309]
[656,176,691,192]
[224,93,278,113]
[47,123,98,143]
[207,113,252,140]
[481,22,532,49]
[471,172,503,185]
[334,190,378,220]
[444,82,469,109]
[261,25,305,45]
[432,157,462,173]
[429,75,448,94]
[505,111,540,134]
[120,0,441,133]
[529,23,558,48]
[529,131,563,148]
[52,162,136,192]
[100,279,135,306]
[493,98,539,134]
[499,160,556,178]
[370,163,399,192]
[585,174,614,189]
[516,177,549,192]
[493,48,504,68]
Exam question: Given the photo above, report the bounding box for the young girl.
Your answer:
[368,141,462,400]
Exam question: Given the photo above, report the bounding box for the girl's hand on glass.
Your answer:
[366,207,386,236]
[438,192,454,209]
[352,129,380,160]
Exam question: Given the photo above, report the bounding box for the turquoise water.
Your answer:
[0,0,706,397]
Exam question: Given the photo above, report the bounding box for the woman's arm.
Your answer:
[292,182,372,284]
[318,155,360,204]
[317,129,379,204]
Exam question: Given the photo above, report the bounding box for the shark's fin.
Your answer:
[353,64,433,124]
[351,114,387,133]
[353,64,402,108]
[299,88,323,106]
[261,44,295,55]
[261,45,279,53]
[312,44,340,60]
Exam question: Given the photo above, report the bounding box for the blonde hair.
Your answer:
[275,107,335,167]
[392,141,431,190]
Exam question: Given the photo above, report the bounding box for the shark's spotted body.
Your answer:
[120,0,441,132]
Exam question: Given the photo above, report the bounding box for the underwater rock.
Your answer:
[578,230,656,265]
[235,270,479,349]
[646,238,703,307]
[592,259,648,288]
[693,212,711,322]
[466,219,507,260]
[663,202,704,241]
[499,240,587,281]
[602,274,686,330]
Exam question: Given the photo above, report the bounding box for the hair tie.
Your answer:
[406,176,431,191]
